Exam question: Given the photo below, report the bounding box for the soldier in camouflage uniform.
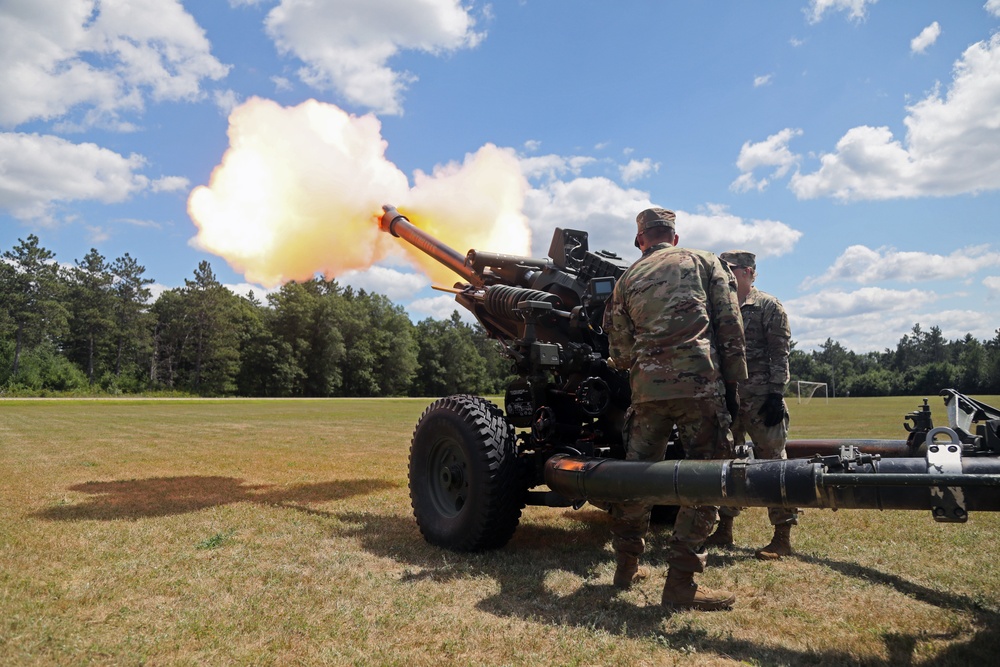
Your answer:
[603,208,747,611]
[704,250,796,560]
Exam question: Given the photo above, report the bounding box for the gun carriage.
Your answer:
[378,205,1000,551]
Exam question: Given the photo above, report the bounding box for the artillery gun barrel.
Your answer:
[544,454,1000,516]
[379,205,482,286]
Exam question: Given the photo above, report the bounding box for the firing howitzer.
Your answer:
[380,204,632,549]
[378,205,1000,551]
[380,205,631,433]
[380,205,626,348]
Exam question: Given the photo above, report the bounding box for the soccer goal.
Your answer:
[796,380,829,404]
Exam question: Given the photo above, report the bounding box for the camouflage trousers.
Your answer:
[720,393,798,526]
[611,397,734,573]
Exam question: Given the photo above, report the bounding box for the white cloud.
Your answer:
[213,89,242,116]
[339,266,430,301]
[0,132,153,222]
[619,158,659,183]
[85,225,112,245]
[116,217,163,229]
[523,139,542,152]
[790,309,911,352]
[0,0,229,128]
[522,173,802,262]
[787,286,932,319]
[785,286,939,352]
[787,293,993,352]
[407,294,475,323]
[754,74,774,87]
[271,76,294,92]
[984,275,1000,296]
[731,128,803,193]
[801,244,1000,289]
[147,282,171,303]
[151,176,190,193]
[806,0,878,24]
[911,22,941,54]
[987,1,1000,19]
[523,176,653,259]
[791,34,1000,200]
[225,282,275,300]
[520,150,660,192]
[263,0,483,115]
[519,154,597,182]
[677,204,802,259]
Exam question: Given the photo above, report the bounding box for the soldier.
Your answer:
[603,207,747,611]
[704,250,796,560]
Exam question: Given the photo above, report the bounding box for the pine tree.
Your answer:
[110,253,154,382]
[0,235,68,377]
[67,249,115,384]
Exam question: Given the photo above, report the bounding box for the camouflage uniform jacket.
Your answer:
[740,286,790,397]
[603,243,747,403]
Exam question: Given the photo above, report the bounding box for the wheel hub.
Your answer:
[440,463,465,489]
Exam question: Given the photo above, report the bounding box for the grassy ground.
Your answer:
[2,395,999,666]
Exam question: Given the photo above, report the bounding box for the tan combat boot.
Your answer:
[613,553,650,590]
[703,515,734,547]
[755,523,793,560]
[661,569,735,611]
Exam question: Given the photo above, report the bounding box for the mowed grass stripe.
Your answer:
[2,396,999,665]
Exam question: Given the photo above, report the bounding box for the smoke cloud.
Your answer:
[188,97,530,287]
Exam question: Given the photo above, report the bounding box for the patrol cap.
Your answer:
[635,207,676,233]
[719,250,756,270]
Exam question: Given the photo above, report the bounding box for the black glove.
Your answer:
[759,392,787,427]
[725,383,740,421]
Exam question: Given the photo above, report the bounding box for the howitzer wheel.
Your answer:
[409,394,524,551]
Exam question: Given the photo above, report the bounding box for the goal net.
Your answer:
[796,381,829,404]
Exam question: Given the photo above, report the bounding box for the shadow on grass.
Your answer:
[35,476,398,521]
[794,551,1000,619]
[336,508,1000,666]
[790,551,1000,664]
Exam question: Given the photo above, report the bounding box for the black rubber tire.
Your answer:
[409,394,524,551]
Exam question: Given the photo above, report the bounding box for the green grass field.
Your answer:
[2,396,999,666]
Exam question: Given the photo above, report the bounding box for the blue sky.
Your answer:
[2,0,999,352]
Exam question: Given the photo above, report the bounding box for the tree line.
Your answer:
[790,325,1000,398]
[0,235,509,396]
[2,234,999,397]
